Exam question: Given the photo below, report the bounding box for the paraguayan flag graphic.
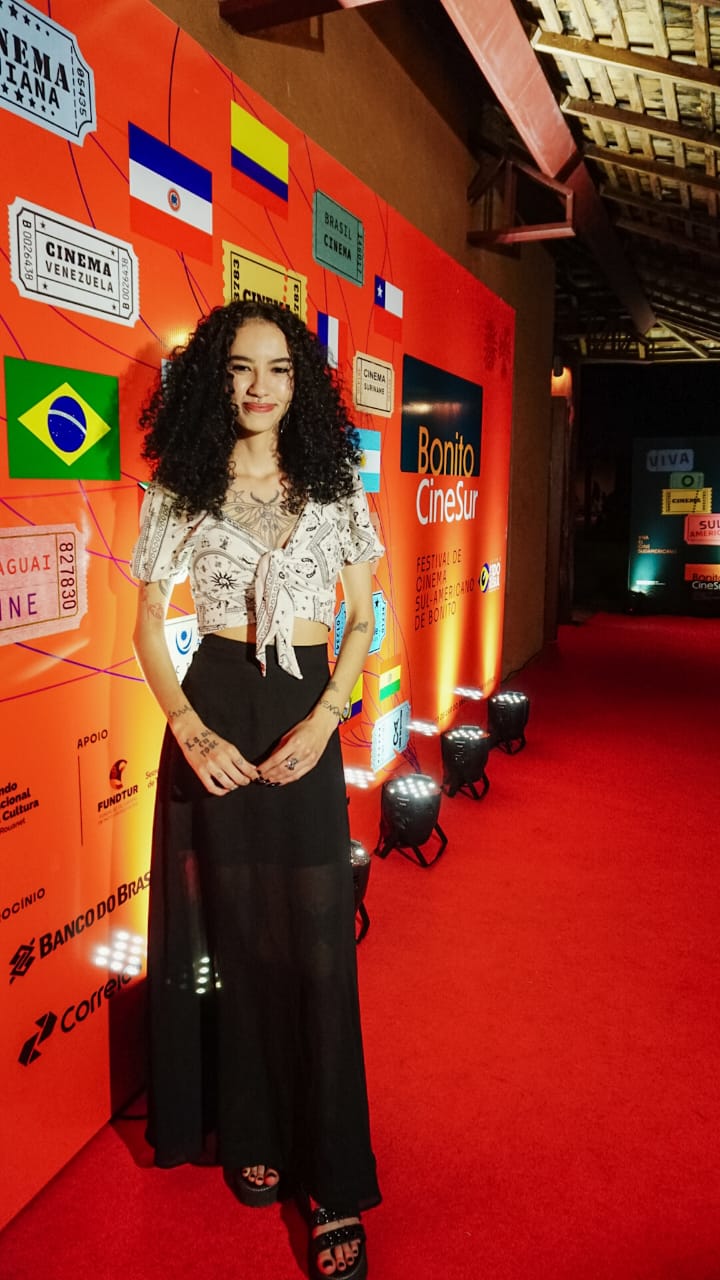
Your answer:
[128,123,213,236]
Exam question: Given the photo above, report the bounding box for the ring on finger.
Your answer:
[285,756,299,772]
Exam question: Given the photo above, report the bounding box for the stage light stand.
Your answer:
[350,839,372,943]
[487,691,530,754]
[374,773,447,868]
[441,725,491,800]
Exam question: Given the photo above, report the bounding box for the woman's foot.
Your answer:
[228,1164,280,1207]
[310,1206,367,1278]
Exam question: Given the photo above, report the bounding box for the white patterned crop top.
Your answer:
[131,470,383,680]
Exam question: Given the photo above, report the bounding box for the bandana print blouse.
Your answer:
[131,470,383,680]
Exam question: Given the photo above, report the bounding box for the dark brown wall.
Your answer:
[150,0,556,675]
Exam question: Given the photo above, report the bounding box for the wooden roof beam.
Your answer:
[439,0,656,333]
[563,96,720,156]
[656,320,710,359]
[586,144,720,195]
[532,28,720,95]
[616,216,720,261]
[600,184,720,232]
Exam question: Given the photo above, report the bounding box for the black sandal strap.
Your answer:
[311,1206,361,1227]
[310,1222,366,1259]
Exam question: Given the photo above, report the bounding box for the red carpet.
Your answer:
[2,613,719,1280]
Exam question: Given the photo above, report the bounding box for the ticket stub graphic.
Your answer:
[684,515,720,547]
[9,199,139,326]
[0,2,96,144]
[223,242,306,319]
[312,191,364,286]
[661,488,712,515]
[669,471,704,490]
[371,700,411,772]
[0,525,88,646]
[353,353,394,418]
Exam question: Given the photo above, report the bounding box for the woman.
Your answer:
[131,299,382,1279]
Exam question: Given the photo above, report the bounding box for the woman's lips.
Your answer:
[242,402,275,413]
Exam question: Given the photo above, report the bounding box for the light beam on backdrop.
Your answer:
[441,725,491,800]
[374,773,447,868]
[487,690,530,753]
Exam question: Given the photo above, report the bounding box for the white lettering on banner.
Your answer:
[416,477,479,525]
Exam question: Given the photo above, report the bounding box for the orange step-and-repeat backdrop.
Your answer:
[0,0,514,1225]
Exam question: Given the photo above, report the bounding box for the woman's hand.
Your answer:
[179,724,260,795]
[256,708,337,786]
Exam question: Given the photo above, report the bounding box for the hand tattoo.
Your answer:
[184,729,219,758]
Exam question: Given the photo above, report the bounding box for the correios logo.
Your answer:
[401,355,482,526]
[18,969,135,1066]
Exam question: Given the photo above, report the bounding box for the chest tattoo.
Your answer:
[223,487,298,549]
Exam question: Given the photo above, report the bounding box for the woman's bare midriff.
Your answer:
[215,618,330,645]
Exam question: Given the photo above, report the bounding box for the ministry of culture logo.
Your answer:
[4,356,119,480]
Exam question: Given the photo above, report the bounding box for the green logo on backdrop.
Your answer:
[312,191,364,286]
[4,356,120,480]
[669,471,704,490]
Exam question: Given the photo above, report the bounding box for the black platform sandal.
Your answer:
[309,1206,367,1280]
[227,1166,281,1208]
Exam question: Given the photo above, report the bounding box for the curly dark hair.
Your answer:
[139,300,361,516]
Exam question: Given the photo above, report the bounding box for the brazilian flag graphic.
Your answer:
[4,356,120,480]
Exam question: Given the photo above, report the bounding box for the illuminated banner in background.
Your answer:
[629,437,720,611]
[0,0,513,1228]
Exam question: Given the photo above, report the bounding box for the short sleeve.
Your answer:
[130,485,198,583]
[338,471,384,566]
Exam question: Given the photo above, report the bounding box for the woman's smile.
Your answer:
[228,319,294,438]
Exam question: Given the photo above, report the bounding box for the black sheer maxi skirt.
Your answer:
[146,635,380,1211]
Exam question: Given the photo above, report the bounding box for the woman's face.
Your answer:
[227,319,294,440]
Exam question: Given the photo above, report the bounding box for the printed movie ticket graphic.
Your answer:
[371,700,411,772]
[661,487,712,516]
[0,524,88,646]
[9,199,139,326]
[223,242,307,320]
[684,515,720,547]
[0,1,96,143]
[353,352,394,418]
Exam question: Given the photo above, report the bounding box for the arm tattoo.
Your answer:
[326,678,339,691]
[350,620,370,634]
[319,697,343,722]
[168,703,192,723]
